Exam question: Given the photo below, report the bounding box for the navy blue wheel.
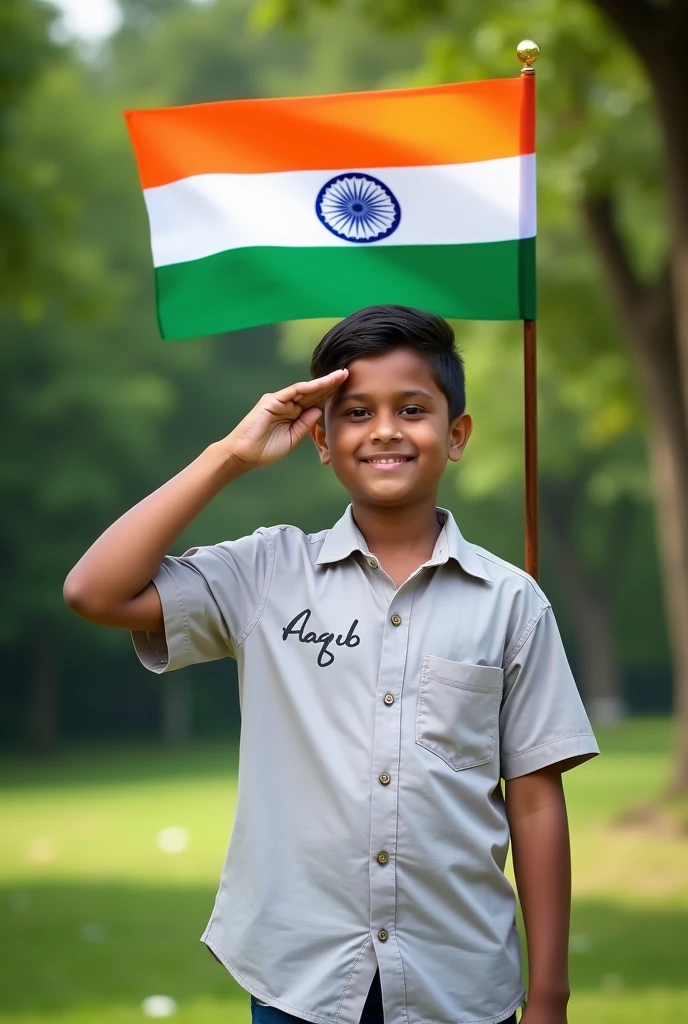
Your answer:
[315,173,401,243]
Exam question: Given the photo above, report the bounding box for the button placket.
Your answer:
[368,587,414,980]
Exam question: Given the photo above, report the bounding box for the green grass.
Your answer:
[1,719,687,1024]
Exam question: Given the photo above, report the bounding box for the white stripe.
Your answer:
[144,155,536,268]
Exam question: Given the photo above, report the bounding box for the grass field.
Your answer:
[1,718,687,1024]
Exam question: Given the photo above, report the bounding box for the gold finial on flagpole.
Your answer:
[517,40,539,75]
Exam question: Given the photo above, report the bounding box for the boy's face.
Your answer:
[312,347,472,509]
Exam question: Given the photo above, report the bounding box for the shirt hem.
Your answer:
[501,732,600,779]
[201,937,336,1024]
[202,936,523,1024]
[409,989,524,1024]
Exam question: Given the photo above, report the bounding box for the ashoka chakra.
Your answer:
[315,173,401,243]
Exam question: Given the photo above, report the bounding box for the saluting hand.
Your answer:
[222,369,348,470]
[63,368,348,632]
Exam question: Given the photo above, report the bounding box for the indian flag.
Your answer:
[125,77,536,340]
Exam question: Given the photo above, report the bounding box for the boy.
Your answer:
[65,305,599,1024]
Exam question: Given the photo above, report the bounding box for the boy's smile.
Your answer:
[313,347,472,508]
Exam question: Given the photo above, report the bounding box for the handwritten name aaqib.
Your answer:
[281,609,361,667]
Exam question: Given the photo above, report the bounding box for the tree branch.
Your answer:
[584,193,685,437]
[583,195,677,372]
[591,0,663,60]
[643,261,674,339]
[582,194,642,333]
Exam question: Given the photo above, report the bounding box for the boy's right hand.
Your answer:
[222,369,348,471]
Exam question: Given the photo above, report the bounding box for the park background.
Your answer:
[1,1,687,1022]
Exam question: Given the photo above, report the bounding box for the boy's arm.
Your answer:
[505,767,571,1024]
[63,370,347,632]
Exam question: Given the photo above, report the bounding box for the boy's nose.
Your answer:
[370,416,403,443]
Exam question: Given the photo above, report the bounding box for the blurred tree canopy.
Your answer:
[0,0,59,300]
[0,0,678,785]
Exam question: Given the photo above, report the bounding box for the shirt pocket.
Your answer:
[416,655,503,770]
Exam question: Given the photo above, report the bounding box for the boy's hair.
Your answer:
[310,305,466,420]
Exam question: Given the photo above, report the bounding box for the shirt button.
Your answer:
[379,772,391,786]
[383,693,395,706]
[390,613,402,626]
[378,929,389,942]
[377,851,389,865]
[368,557,379,568]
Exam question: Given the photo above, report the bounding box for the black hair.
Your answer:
[310,305,466,420]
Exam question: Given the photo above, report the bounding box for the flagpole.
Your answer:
[517,40,539,580]
[523,317,538,579]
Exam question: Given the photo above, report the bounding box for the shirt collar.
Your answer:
[316,505,490,582]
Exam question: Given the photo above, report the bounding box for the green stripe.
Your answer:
[155,239,536,339]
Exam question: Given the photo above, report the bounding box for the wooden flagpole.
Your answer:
[523,317,538,579]
[517,40,540,580]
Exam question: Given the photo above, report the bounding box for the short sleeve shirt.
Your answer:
[133,507,598,1024]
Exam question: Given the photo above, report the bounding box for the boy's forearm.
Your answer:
[505,769,571,1014]
[64,442,245,619]
[64,371,345,629]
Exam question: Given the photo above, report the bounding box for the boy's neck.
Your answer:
[351,497,443,586]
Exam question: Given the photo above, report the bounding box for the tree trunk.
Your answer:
[643,409,688,792]
[161,673,192,744]
[542,490,625,723]
[584,196,688,792]
[649,31,688,422]
[648,54,688,792]
[592,0,688,791]
[28,634,59,755]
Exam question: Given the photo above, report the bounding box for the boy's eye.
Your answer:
[346,407,370,419]
[402,405,425,416]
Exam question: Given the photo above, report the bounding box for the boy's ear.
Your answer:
[448,413,473,463]
[310,419,331,465]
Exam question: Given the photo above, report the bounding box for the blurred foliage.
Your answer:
[0,0,672,745]
[0,0,59,297]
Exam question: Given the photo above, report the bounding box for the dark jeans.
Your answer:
[250,971,518,1024]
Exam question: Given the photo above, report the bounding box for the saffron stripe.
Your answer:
[126,78,534,188]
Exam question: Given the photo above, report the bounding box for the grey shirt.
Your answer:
[133,506,598,1024]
